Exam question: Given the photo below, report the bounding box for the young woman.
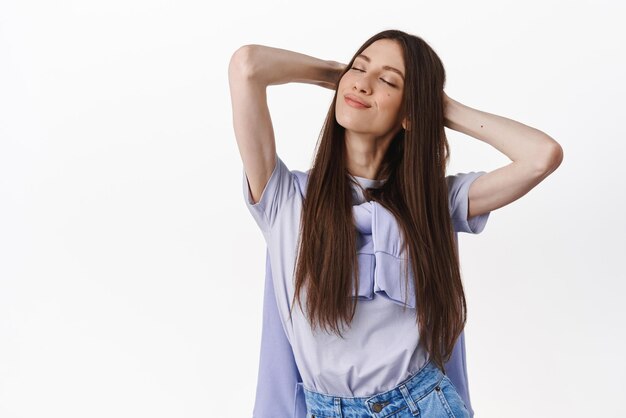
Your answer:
[229,29,562,418]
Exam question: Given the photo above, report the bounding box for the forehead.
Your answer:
[357,39,405,71]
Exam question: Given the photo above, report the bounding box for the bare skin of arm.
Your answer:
[442,92,564,219]
[228,45,345,203]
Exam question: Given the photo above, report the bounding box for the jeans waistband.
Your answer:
[302,359,445,417]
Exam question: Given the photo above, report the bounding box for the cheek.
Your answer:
[380,94,403,113]
[338,75,352,91]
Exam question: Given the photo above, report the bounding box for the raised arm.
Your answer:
[442,92,564,220]
[228,45,344,204]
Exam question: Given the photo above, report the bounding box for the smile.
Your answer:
[344,96,370,109]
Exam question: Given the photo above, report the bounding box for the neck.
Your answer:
[344,128,399,180]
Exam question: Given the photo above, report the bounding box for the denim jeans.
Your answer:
[302,360,471,418]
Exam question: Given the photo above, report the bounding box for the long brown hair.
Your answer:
[288,29,463,373]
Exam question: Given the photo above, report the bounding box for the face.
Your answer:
[335,38,406,137]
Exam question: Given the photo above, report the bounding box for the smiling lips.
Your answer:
[344,94,371,109]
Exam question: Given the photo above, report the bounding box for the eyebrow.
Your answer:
[356,54,405,80]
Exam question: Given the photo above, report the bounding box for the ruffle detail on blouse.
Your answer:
[292,170,416,310]
[352,201,416,309]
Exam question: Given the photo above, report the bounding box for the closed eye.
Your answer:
[350,67,396,87]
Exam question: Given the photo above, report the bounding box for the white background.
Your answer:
[1,0,624,417]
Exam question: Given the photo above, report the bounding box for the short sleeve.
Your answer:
[446,171,490,234]
[242,152,297,234]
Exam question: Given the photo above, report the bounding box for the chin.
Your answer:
[336,108,362,131]
[336,116,359,132]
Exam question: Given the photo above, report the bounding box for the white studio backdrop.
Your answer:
[1,0,624,417]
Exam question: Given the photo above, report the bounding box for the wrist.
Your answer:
[326,60,346,84]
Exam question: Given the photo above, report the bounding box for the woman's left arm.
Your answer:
[443,92,564,219]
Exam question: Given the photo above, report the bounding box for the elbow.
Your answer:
[535,137,564,174]
[229,45,260,80]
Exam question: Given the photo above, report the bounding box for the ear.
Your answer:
[402,116,411,131]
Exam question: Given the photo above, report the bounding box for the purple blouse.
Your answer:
[244,153,490,417]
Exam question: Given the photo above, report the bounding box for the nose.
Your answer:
[353,73,372,94]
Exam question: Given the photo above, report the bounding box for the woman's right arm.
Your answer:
[228,45,344,204]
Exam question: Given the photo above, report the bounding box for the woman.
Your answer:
[229,29,563,418]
